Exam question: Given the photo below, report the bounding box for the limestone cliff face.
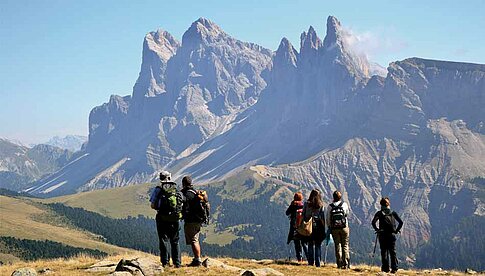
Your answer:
[33,18,273,195]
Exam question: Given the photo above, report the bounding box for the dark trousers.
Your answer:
[307,240,322,267]
[379,233,398,272]
[294,239,308,261]
[155,213,181,266]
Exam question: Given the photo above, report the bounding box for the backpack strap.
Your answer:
[338,201,344,207]
[380,209,393,216]
[186,188,197,197]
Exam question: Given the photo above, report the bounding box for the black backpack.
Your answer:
[312,208,325,233]
[378,210,396,233]
[183,189,210,224]
[330,202,347,229]
[155,182,182,221]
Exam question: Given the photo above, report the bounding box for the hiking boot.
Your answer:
[174,264,181,268]
[391,269,398,274]
[188,259,201,267]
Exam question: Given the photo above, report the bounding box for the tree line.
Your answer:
[0,236,106,262]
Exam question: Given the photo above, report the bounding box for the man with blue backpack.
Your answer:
[150,171,183,268]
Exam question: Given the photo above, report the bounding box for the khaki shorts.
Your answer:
[184,222,202,245]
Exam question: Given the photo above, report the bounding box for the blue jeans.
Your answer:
[307,240,322,266]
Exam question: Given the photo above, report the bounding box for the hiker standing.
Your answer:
[181,175,208,267]
[326,190,350,269]
[372,197,403,274]
[302,189,326,267]
[285,192,308,262]
[149,171,183,268]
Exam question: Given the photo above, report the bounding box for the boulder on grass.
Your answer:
[114,257,163,276]
[11,268,37,276]
[86,260,117,273]
[241,268,284,276]
[202,258,242,272]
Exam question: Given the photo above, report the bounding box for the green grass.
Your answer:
[42,167,288,218]
[32,167,295,249]
[0,195,136,264]
[40,183,156,219]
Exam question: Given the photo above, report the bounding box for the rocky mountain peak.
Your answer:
[321,15,370,80]
[300,26,322,52]
[323,15,342,49]
[182,17,225,46]
[144,29,180,62]
[275,37,298,68]
[132,30,180,100]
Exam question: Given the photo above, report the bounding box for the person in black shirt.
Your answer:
[372,197,403,274]
[181,175,203,267]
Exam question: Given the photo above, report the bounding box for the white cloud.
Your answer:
[340,26,408,60]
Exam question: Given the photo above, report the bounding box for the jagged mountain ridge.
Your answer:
[29,16,485,252]
[0,138,73,191]
[44,135,87,152]
[31,17,273,195]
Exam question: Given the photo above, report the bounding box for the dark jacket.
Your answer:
[302,202,326,243]
[372,208,403,234]
[286,200,304,243]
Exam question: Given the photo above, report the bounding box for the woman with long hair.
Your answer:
[285,192,308,261]
[302,189,326,267]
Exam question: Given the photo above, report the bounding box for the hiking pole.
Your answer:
[372,232,379,258]
[369,232,379,268]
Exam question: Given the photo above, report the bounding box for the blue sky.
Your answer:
[1,0,484,144]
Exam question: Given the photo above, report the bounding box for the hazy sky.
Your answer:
[1,0,484,144]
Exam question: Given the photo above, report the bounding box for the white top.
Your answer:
[325,200,350,227]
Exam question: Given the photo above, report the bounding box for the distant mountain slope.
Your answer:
[44,135,87,152]
[0,139,73,191]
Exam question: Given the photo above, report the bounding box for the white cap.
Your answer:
[159,171,171,181]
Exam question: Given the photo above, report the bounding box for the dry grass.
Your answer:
[0,195,135,255]
[0,252,474,276]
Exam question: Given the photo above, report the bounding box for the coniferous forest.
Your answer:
[0,237,106,262]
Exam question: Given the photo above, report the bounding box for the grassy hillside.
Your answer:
[0,253,473,276]
[0,195,136,263]
[40,183,155,219]
[30,170,377,264]
[41,167,297,219]
[41,168,297,248]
